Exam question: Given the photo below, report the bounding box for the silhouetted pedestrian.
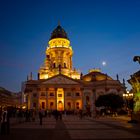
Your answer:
[0,107,10,135]
[39,110,43,125]
[59,111,62,120]
[79,110,83,119]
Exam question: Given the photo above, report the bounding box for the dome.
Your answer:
[50,25,68,40]
[82,69,113,82]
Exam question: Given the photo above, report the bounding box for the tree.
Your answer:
[95,93,124,111]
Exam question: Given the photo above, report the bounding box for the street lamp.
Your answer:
[123,90,134,116]
[126,90,138,123]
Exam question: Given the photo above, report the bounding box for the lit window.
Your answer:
[58,94,62,97]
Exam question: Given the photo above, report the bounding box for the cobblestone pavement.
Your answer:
[0,115,140,140]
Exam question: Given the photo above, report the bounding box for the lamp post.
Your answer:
[123,93,126,110]
[123,90,134,116]
[125,90,138,123]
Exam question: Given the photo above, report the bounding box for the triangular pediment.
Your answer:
[42,74,80,85]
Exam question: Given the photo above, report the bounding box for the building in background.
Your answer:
[128,70,140,120]
[23,24,125,113]
[0,87,21,108]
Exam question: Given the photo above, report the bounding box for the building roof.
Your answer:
[82,70,113,82]
[50,25,68,40]
[128,70,140,83]
[0,87,12,96]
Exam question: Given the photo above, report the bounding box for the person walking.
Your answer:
[59,111,62,120]
[39,109,43,125]
[0,107,10,135]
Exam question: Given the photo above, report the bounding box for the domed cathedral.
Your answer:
[22,23,125,114]
[39,23,80,80]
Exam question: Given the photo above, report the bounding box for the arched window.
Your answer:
[58,64,61,72]
[58,101,62,103]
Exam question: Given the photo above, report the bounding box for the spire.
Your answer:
[29,72,32,80]
[58,20,60,26]
[116,74,119,81]
[37,73,40,80]
[50,22,68,40]
[27,75,29,81]
[123,78,125,86]
[80,72,83,80]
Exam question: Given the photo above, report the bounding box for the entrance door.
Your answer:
[39,100,46,110]
[57,88,64,111]
[42,102,45,109]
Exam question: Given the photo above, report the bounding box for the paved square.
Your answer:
[1,115,140,140]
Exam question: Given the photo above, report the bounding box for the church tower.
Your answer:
[39,24,80,79]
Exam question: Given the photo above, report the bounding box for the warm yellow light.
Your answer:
[127,90,129,93]
[89,69,101,73]
[48,38,71,48]
[44,74,49,79]
[129,93,133,96]
[71,74,80,79]
[57,88,64,111]
[22,106,26,109]
[123,94,128,97]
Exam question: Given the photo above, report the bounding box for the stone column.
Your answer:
[55,88,57,110]
[92,89,96,117]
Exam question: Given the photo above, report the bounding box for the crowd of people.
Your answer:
[0,107,92,135]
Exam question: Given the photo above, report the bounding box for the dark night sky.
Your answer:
[0,0,140,92]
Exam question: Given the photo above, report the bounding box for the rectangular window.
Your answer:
[67,92,71,96]
[50,102,53,106]
[76,92,80,96]
[58,94,62,97]
[41,92,45,96]
[50,92,54,96]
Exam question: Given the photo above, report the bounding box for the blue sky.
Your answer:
[0,0,140,92]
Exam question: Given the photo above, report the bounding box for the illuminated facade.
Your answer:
[0,87,21,108]
[39,24,80,80]
[23,24,125,113]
